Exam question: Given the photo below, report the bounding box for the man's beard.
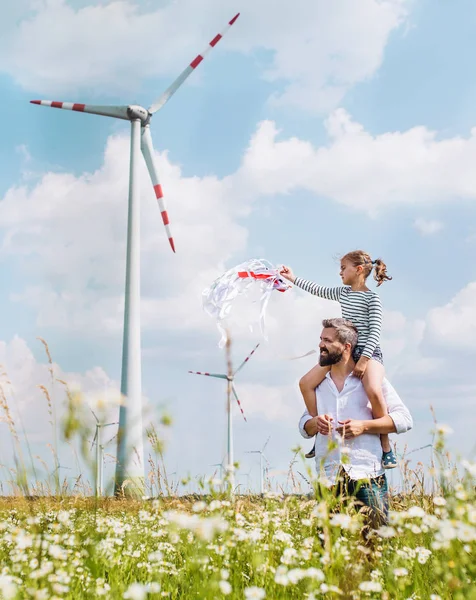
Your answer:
[319,348,343,366]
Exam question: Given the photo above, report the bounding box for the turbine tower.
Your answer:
[30,14,240,495]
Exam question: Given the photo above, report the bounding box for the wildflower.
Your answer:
[219,580,231,595]
[376,526,396,538]
[123,583,147,600]
[221,569,229,580]
[244,587,266,599]
[433,497,446,506]
[407,506,426,518]
[0,575,18,600]
[410,525,422,534]
[320,584,343,595]
[393,568,408,577]
[306,567,325,581]
[287,569,306,584]
[430,596,442,600]
[48,544,68,560]
[359,581,382,592]
[274,530,292,544]
[192,501,207,513]
[280,547,298,565]
[311,501,328,520]
[274,566,289,586]
[329,513,353,529]
[415,547,432,564]
[461,460,476,477]
[436,424,453,435]
[15,532,33,550]
[148,551,163,563]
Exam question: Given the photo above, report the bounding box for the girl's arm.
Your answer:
[294,278,344,302]
[279,266,344,301]
[361,293,383,358]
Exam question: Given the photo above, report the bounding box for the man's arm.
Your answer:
[298,410,315,439]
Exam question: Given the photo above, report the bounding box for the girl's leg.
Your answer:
[299,364,331,417]
[361,360,391,452]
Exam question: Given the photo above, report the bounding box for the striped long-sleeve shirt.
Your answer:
[294,278,383,359]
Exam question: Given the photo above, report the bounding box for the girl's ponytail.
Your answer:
[372,258,392,287]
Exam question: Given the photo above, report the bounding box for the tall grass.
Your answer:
[0,339,474,598]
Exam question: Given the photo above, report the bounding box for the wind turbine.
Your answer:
[30,14,240,496]
[188,343,259,491]
[211,459,225,482]
[246,436,270,495]
[90,410,119,497]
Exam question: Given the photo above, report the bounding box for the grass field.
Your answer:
[0,463,474,600]
[0,342,474,599]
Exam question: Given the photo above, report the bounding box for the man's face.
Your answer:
[319,328,346,366]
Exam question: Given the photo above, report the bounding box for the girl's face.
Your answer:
[340,259,361,285]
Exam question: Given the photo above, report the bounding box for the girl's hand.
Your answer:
[352,357,369,380]
[279,265,296,283]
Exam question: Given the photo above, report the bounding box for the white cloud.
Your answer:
[0,132,248,334]
[425,282,476,351]
[2,112,476,467]
[0,334,170,487]
[413,218,444,235]
[4,110,476,339]
[238,110,476,214]
[0,0,408,112]
[0,336,120,466]
[237,383,298,422]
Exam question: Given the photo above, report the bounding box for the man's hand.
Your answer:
[304,414,334,437]
[279,265,296,283]
[352,356,369,380]
[336,419,365,439]
[316,414,334,435]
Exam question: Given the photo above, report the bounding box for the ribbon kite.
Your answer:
[202,258,290,347]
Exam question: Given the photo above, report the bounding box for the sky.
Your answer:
[0,0,475,495]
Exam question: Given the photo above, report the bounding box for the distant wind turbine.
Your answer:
[90,409,119,497]
[30,13,240,496]
[246,436,271,495]
[188,343,259,491]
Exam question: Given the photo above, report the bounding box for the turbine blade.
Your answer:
[188,371,227,379]
[232,385,247,422]
[234,343,260,376]
[140,125,175,252]
[30,100,130,120]
[262,435,271,453]
[148,13,240,114]
[90,429,98,451]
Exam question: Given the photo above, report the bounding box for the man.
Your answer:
[298,318,413,528]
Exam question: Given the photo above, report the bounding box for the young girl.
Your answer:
[280,250,397,469]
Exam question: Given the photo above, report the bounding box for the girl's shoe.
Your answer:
[382,449,397,469]
[305,446,316,459]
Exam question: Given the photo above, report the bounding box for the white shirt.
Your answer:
[298,373,413,482]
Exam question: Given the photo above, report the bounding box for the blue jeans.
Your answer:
[352,345,384,365]
[334,469,389,531]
